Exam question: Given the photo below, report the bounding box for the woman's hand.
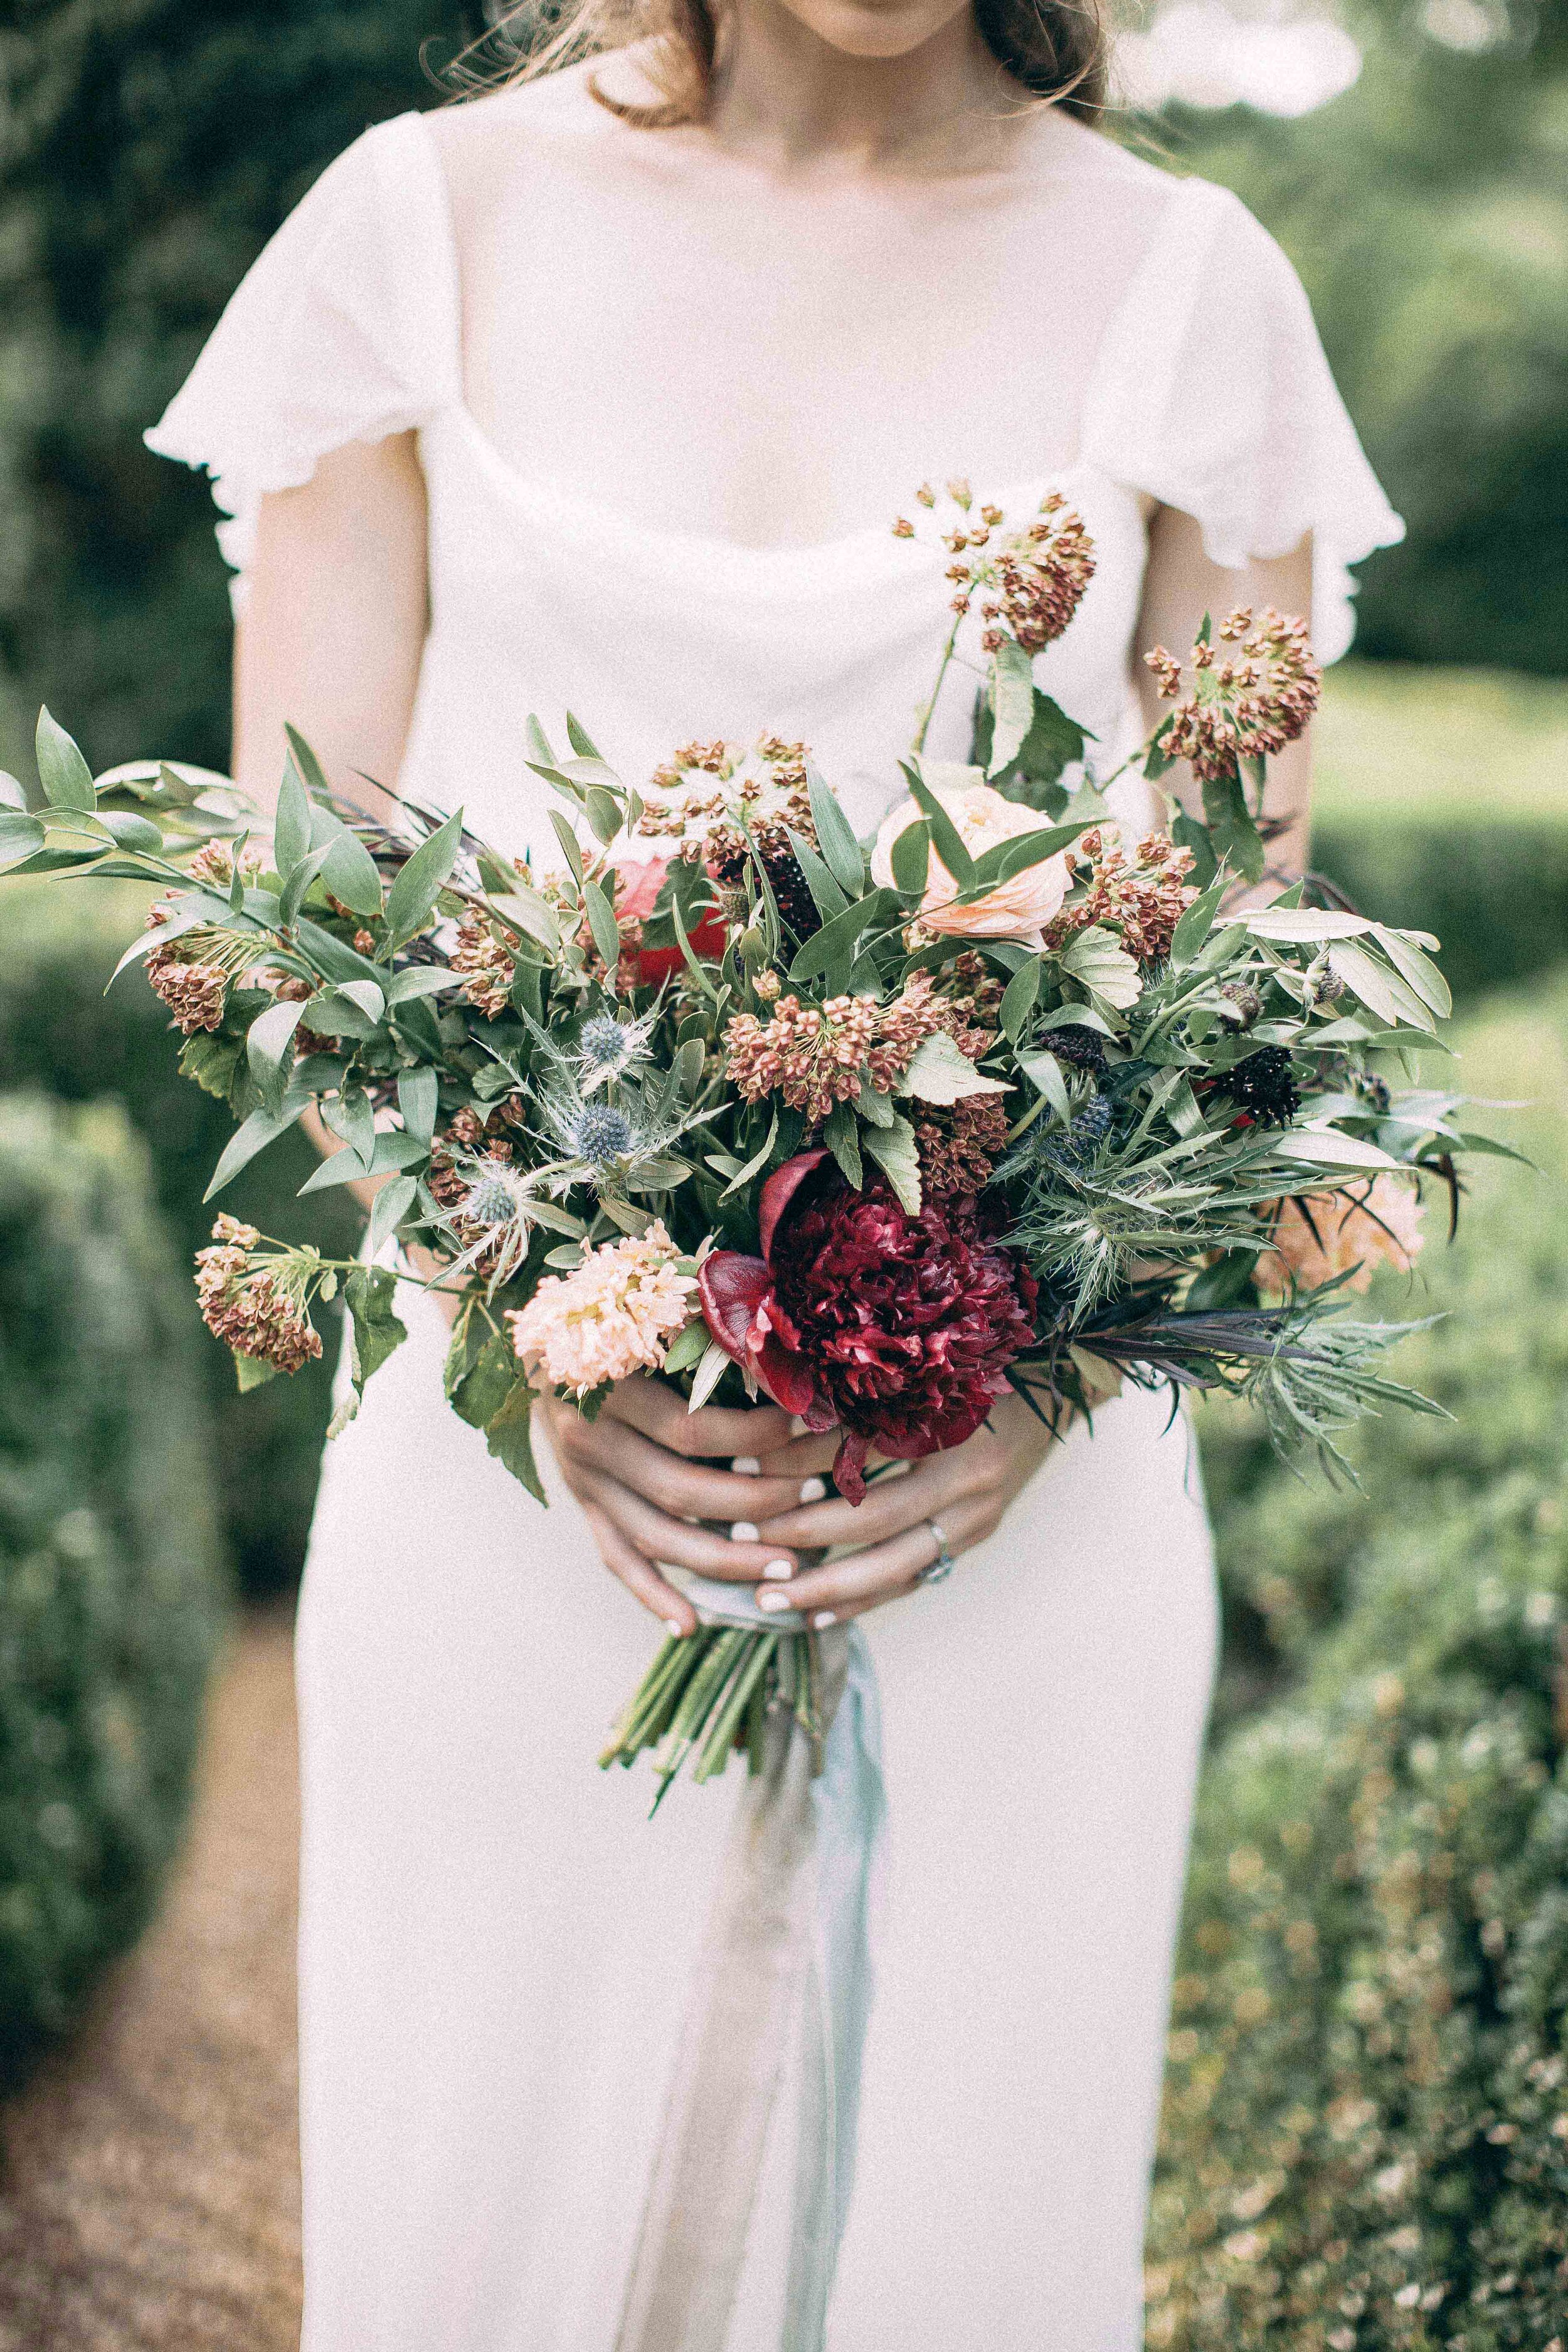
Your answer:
[746,1391,1068,1628]
[539,1377,820,1636]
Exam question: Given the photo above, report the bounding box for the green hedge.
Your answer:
[1150,983,1568,2346]
[1314,817,1568,1006]
[0,883,360,1596]
[0,1093,226,2095]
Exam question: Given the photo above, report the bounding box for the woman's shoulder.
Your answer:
[425,52,654,171]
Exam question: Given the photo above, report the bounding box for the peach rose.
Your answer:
[1257,1175,1426,1297]
[870,765,1071,945]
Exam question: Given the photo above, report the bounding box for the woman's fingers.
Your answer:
[749,1429,844,1488]
[753,1446,978,1554]
[549,1411,803,1525]
[576,1468,800,1585]
[580,1503,697,1636]
[602,1374,795,1462]
[755,1502,990,1624]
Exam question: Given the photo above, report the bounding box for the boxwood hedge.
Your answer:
[1150,982,1568,2348]
[0,1093,226,2094]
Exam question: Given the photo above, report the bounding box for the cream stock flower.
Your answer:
[871,765,1070,944]
[508,1222,697,1398]
[1257,1177,1426,1297]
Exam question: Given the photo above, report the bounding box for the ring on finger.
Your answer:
[916,1517,957,1587]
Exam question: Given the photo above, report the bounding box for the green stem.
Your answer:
[910,611,964,758]
[693,1633,776,1784]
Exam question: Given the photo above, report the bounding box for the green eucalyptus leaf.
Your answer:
[583,877,622,972]
[0,809,47,867]
[246,999,304,1114]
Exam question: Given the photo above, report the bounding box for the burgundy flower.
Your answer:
[698,1152,1037,1503]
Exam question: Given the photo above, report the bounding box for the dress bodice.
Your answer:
[147,98,1402,866]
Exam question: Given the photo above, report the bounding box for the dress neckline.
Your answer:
[401,109,1197,581]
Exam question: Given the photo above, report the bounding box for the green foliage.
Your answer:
[1157,0,1568,676]
[1150,981,1568,2346]
[1311,664,1568,1002]
[0,1093,225,2096]
[0,0,472,778]
[0,882,361,1594]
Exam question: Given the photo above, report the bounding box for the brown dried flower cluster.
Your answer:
[1044,829,1197,963]
[1145,608,1322,783]
[912,1096,1013,1199]
[895,485,1095,651]
[725,973,993,1127]
[452,913,516,1019]
[638,734,816,866]
[144,908,265,1035]
[188,838,266,889]
[194,1216,323,1375]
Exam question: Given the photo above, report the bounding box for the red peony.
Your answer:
[699,1152,1038,1503]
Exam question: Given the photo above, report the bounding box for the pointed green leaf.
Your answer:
[548,808,585,886]
[283,726,332,800]
[274,759,311,877]
[904,770,976,887]
[0,809,46,867]
[486,1379,545,1501]
[366,1173,419,1258]
[35,709,96,812]
[565,711,604,760]
[386,966,458,1006]
[322,829,384,919]
[785,827,849,923]
[343,1264,408,1394]
[397,1066,438,1147]
[204,1098,307,1200]
[822,1101,863,1189]
[383,808,464,946]
[246,999,304,1114]
[999,956,1041,1042]
[583,877,622,972]
[862,1114,921,1214]
[987,639,1036,777]
[807,766,866,899]
[889,819,931,897]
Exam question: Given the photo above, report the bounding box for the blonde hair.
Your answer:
[464,0,1111,128]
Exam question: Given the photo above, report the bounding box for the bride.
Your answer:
[148,0,1401,2342]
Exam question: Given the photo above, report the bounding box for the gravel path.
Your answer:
[0,1608,304,2351]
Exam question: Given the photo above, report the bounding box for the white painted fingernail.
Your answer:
[762,1559,794,1581]
[799,1476,827,1504]
[730,1521,760,1544]
[664,1620,686,1638]
[757,1589,795,1614]
[732,1456,762,1476]
[812,1611,837,1629]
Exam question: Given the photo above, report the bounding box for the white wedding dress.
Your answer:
[149,72,1401,2352]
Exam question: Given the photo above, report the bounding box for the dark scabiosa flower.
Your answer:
[1221,1046,1301,1126]
[699,1152,1037,1503]
[1045,1025,1108,1078]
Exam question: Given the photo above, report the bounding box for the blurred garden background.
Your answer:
[0,0,1564,2341]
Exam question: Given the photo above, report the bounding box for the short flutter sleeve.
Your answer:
[145,112,458,611]
[1085,178,1403,662]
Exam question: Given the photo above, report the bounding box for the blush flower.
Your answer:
[870,768,1071,945]
[509,1222,698,1398]
[699,1152,1037,1501]
[1256,1177,1426,1297]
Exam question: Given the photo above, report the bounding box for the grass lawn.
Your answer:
[1314,662,1568,827]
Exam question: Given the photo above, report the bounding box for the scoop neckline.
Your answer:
[446,400,1094,576]
[398,107,1193,579]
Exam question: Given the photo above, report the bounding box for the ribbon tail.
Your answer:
[613,1628,884,2352]
[781,1629,886,2348]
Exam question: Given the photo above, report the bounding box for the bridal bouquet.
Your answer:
[2,480,1494,1801]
